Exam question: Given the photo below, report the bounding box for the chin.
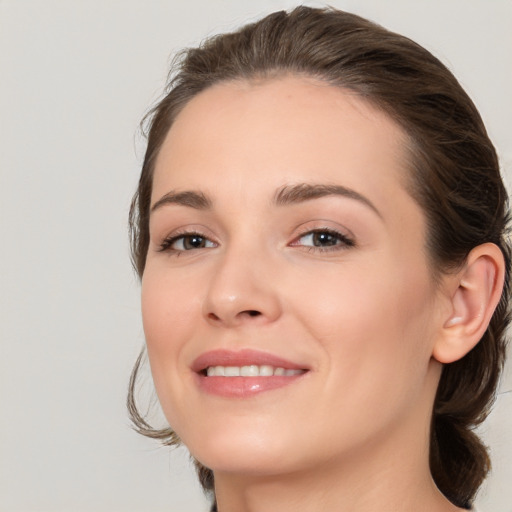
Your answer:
[185,426,302,476]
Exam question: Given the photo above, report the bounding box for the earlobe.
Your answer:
[433,243,505,364]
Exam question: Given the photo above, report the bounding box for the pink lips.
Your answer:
[192,349,308,398]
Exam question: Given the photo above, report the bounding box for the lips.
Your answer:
[192,348,307,372]
[192,349,309,397]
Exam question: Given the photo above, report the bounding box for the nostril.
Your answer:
[205,309,263,324]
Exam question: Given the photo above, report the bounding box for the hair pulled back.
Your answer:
[128,6,510,509]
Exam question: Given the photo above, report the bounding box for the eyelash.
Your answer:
[158,231,216,253]
[158,228,355,254]
[292,228,355,252]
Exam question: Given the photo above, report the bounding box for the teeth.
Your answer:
[205,365,304,377]
[225,366,240,377]
[259,365,274,376]
[240,365,259,377]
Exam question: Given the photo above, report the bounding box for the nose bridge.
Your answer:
[203,234,281,326]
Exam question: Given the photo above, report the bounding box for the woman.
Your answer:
[128,6,510,511]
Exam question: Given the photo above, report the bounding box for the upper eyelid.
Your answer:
[292,222,355,241]
[155,222,356,251]
[157,224,217,242]
[160,226,351,240]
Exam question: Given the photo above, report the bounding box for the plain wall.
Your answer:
[1,0,510,510]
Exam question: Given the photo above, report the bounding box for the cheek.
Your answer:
[288,257,435,382]
[306,264,436,434]
[140,268,200,409]
[141,273,174,355]
[141,266,199,346]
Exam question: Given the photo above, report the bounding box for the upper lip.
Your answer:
[191,349,308,373]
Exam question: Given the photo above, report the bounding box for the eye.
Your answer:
[292,229,354,251]
[159,233,217,252]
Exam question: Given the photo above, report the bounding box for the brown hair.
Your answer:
[128,6,510,509]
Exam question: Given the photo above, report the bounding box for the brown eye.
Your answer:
[159,233,216,252]
[311,232,339,247]
[296,229,354,249]
[180,235,209,250]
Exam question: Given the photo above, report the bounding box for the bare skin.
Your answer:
[142,76,502,512]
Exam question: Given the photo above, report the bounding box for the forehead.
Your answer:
[152,75,414,218]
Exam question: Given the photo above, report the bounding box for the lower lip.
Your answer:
[195,373,306,398]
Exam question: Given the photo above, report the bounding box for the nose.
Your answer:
[202,248,282,328]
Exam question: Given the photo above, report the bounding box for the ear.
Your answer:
[433,243,505,364]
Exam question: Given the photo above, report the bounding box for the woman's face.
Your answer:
[142,76,448,476]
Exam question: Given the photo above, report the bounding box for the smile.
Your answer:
[192,349,309,397]
[205,365,305,377]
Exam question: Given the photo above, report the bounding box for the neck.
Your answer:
[213,443,459,512]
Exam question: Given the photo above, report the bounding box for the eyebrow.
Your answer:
[150,182,382,219]
[274,183,382,219]
[151,190,212,212]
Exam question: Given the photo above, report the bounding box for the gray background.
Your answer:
[1,0,510,510]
